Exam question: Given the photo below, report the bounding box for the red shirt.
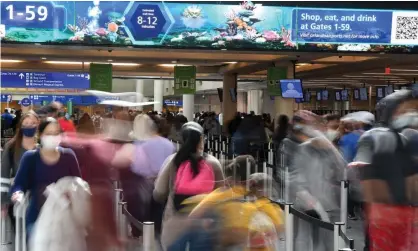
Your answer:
[58,118,76,133]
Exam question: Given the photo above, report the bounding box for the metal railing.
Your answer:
[114,183,155,251]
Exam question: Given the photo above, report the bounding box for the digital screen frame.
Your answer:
[1,1,417,53]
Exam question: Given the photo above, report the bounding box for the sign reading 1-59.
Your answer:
[0,1,66,30]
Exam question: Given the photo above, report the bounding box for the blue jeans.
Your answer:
[167,226,215,251]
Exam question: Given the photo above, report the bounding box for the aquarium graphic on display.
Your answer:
[1,1,417,53]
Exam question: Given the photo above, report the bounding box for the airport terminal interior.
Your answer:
[1,1,418,251]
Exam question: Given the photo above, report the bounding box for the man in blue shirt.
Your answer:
[1,109,14,129]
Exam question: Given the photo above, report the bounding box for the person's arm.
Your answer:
[111,143,135,169]
[206,155,225,188]
[10,150,35,197]
[153,154,175,203]
[1,145,12,206]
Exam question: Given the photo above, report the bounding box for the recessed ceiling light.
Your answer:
[159,64,188,67]
[0,59,23,63]
[45,61,83,65]
[107,59,113,62]
[224,62,237,64]
[41,57,47,60]
[171,60,177,63]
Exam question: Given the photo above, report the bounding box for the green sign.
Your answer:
[267,67,287,96]
[89,63,113,92]
[67,100,73,116]
[42,100,48,106]
[174,66,197,95]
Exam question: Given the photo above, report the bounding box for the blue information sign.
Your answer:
[292,9,393,44]
[1,71,90,89]
[1,1,66,30]
[164,100,182,106]
[1,94,12,102]
[20,98,31,107]
[29,94,119,105]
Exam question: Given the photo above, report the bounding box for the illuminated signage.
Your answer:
[1,1,417,53]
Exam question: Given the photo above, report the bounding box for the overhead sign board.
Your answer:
[174,66,196,95]
[29,95,119,105]
[1,94,12,102]
[89,64,112,92]
[1,1,417,53]
[1,71,90,89]
[20,98,31,107]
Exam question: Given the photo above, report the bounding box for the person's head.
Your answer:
[287,83,295,90]
[95,111,101,116]
[377,90,418,130]
[291,110,321,139]
[4,109,9,113]
[39,118,62,150]
[174,122,205,175]
[70,115,75,121]
[225,155,257,186]
[325,114,341,131]
[174,114,188,131]
[7,113,39,156]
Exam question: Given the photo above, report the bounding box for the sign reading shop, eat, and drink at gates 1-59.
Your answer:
[174,66,197,95]
[0,1,417,53]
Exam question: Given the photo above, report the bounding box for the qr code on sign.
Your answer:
[391,12,418,45]
[395,16,418,40]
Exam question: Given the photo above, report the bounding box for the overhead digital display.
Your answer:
[1,71,90,89]
[1,1,417,53]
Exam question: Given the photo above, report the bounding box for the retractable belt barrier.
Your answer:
[114,183,155,251]
[170,134,355,251]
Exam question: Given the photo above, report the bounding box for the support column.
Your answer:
[247,89,263,115]
[182,94,194,121]
[275,65,295,120]
[153,79,164,112]
[136,80,144,111]
[222,74,238,131]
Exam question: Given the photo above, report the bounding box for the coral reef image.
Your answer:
[162,1,296,50]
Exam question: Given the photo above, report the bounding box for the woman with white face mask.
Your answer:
[10,117,81,239]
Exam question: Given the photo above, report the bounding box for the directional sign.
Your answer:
[1,94,12,102]
[20,98,31,107]
[1,71,90,89]
[1,1,67,30]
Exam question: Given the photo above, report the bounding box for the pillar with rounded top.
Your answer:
[222,74,238,132]
[136,80,144,111]
[247,89,263,115]
[154,79,164,112]
[274,65,296,123]
[182,94,194,121]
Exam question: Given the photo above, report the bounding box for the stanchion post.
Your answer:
[215,138,219,159]
[15,203,21,251]
[143,222,155,251]
[284,166,289,203]
[176,142,180,151]
[267,166,273,199]
[334,222,344,251]
[246,157,251,192]
[114,189,122,235]
[285,203,294,251]
[118,202,128,240]
[340,180,348,233]
[263,162,267,196]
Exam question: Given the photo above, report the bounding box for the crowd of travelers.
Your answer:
[0,88,417,251]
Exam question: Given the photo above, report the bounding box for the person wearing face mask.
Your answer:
[349,89,418,251]
[287,111,345,251]
[325,114,341,143]
[10,118,81,239]
[1,112,39,231]
[153,122,224,249]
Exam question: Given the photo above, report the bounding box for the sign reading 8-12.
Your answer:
[127,3,167,40]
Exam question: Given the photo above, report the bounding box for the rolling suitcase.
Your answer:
[14,195,28,251]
